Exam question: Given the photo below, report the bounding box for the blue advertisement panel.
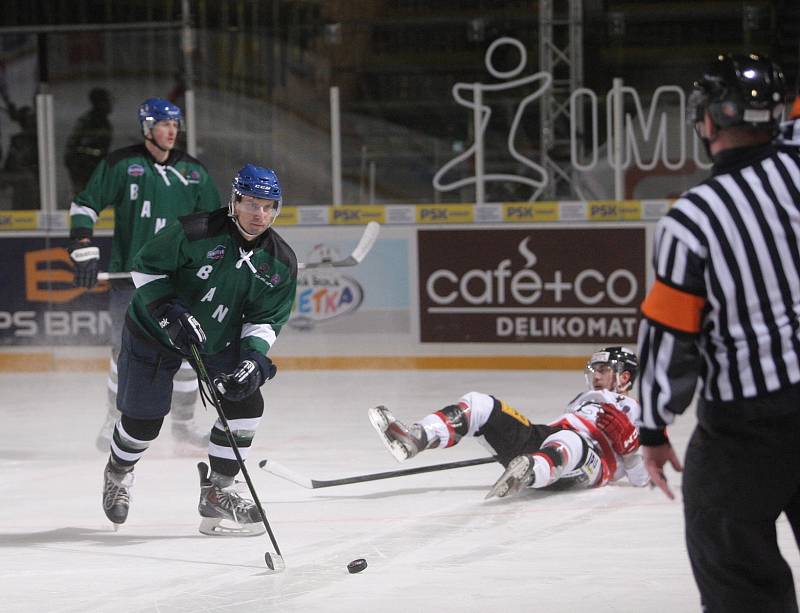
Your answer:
[0,236,114,345]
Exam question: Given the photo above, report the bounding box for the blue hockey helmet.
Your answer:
[228,163,283,222]
[138,97,183,136]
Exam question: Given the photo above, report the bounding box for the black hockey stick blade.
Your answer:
[298,221,380,270]
[265,552,285,573]
[258,456,497,489]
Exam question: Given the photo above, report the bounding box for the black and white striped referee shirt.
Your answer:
[638,143,800,432]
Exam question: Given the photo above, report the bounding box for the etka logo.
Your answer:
[288,244,363,330]
[417,228,645,343]
[289,274,363,330]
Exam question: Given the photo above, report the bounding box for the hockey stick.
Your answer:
[189,344,285,573]
[97,272,132,281]
[96,220,380,281]
[297,220,380,270]
[258,456,498,489]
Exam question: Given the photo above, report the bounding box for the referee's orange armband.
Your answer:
[641,280,706,334]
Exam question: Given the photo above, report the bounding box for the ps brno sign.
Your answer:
[418,227,645,344]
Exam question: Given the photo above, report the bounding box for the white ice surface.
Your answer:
[1,369,798,613]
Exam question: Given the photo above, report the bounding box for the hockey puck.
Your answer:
[347,558,368,574]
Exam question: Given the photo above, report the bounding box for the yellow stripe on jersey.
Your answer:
[499,400,530,427]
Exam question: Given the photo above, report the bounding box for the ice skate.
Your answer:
[171,416,210,449]
[368,405,428,462]
[485,454,534,499]
[95,407,120,452]
[102,461,134,526]
[197,462,265,536]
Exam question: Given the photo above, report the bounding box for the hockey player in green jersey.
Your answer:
[67,98,221,451]
[102,164,297,536]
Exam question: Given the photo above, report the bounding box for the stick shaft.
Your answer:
[260,456,497,489]
[190,345,282,556]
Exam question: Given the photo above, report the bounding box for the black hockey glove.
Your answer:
[68,238,100,289]
[152,301,207,355]
[214,353,276,402]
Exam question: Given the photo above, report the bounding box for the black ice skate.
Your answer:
[485,454,534,499]
[102,461,134,527]
[197,462,265,536]
[368,405,428,462]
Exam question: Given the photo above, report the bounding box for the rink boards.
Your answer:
[0,202,666,370]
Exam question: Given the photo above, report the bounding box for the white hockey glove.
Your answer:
[68,238,100,289]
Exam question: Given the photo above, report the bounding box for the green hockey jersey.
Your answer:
[128,209,297,357]
[69,144,220,273]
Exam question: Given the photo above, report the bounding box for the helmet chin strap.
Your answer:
[145,132,171,154]
[613,372,632,394]
[230,212,272,241]
[695,119,718,159]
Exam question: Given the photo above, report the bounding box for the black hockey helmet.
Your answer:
[688,53,786,131]
[586,346,639,392]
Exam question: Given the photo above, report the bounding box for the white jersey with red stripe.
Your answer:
[548,389,645,486]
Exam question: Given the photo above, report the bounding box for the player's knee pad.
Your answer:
[541,429,602,488]
[457,391,496,435]
[433,401,473,447]
[119,414,164,443]
[541,429,586,474]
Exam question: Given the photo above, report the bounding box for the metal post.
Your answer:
[369,160,376,204]
[35,93,57,219]
[473,84,484,206]
[612,77,624,201]
[359,145,367,203]
[330,86,342,205]
[181,0,197,156]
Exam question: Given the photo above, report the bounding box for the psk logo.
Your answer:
[206,245,226,260]
[127,164,145,177]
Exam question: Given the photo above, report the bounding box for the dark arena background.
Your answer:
[0,2,798,611]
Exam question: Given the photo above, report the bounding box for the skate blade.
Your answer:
[368,406,409,463]
[199,516,266,537]
[265,552,286,573]
[485,480,509,500]
[485,458,530,500]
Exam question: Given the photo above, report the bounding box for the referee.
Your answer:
[637,53,800,612]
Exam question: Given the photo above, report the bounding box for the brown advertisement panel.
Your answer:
[418,227,645,344]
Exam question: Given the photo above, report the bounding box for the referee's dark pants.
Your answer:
[683,385,800,613]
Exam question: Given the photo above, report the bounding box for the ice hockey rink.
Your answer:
[2,367,799,613]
